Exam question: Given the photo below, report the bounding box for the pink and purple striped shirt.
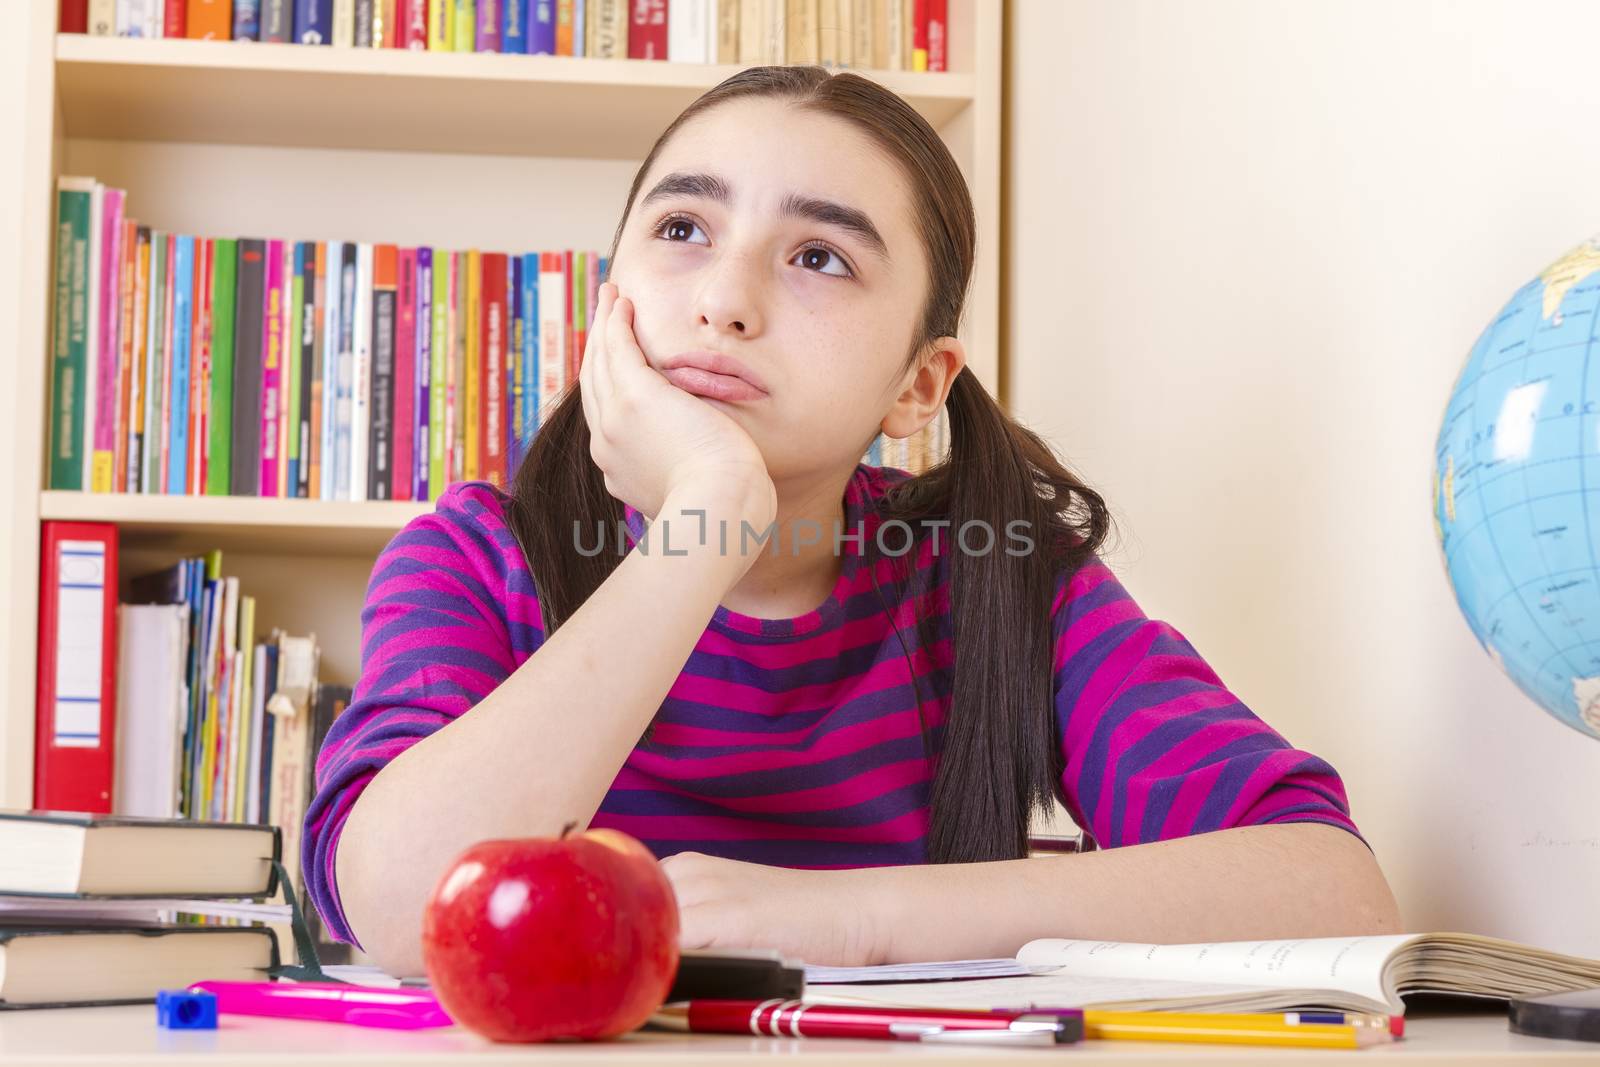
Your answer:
[303,464,1366,947]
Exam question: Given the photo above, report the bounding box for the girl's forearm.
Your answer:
[855,823,1403,964]
[336,483,769,977]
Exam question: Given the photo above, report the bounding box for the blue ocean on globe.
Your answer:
[1434,238,1600,741]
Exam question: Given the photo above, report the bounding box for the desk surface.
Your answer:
[0,1002,1595,1067]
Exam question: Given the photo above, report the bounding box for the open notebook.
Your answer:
[802,933,1600,1016]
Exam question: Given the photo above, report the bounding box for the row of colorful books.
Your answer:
[47,177,943,502]
[48,176,608,501]
[62,0,950,71]
[33,519,351,984]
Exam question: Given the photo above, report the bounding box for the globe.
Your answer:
[1434,237,1600,741]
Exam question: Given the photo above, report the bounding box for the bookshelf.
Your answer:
[1,0,1004,816]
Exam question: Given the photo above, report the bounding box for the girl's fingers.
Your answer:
[608,294,647,383]
[580,282,616,432]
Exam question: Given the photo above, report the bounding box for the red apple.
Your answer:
[420,822,680,1042]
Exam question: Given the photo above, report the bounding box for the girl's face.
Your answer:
[606,96,962,483]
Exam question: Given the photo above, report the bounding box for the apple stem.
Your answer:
[560,820,578,839]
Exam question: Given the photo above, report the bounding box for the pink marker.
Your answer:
[188,981,454,1030]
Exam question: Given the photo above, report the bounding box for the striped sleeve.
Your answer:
[1051,555,1367,851]
[300,483,532,948]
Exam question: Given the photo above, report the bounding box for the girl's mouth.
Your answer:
[661,366,768,402]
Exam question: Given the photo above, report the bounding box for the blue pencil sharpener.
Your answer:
[156,989,219,1030]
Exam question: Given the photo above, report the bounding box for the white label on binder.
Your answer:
[54,540,105,748]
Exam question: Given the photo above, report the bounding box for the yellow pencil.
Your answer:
[1082,1011,1392,1049]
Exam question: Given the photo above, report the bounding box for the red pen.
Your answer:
[672,999,1083,1045]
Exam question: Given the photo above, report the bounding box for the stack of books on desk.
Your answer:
[0,812,284,1009]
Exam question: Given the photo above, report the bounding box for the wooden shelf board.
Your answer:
[39,490,429,557]
[54,35,976,160]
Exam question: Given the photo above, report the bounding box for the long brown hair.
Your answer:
[507,65,1114,864]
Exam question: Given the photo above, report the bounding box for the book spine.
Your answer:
[737,0,758,61]
[308,242,327,499]
[33,521,119,814]
[910,0,925,70]
[233,0,261,38]
[125,230,150,495]
[376,0,396,45]
[297,242,317,498]
[464,247,480,483]
[584,249,598,357]
[507,255,522,472]
[628,0,665,58]
[168,236,194,495]
[190,238,212,497]
[537,251,563,427]
[231,239,264,496]
[415,248,432,502]
[48,180,90,492]
[187,0,233,37]
[500,0,525,52]
[207,239,237,496]
[368,244,397,500]
[528,0,553,51]
[669,0,706,62]
[286,243,305,496]
[446,251,460,483]
[566,247,579,385]
[140,233,166,494]
[332,0,355,42]
[60,0,90,34]
[573,0,584,54]
[428,248,447,499]
[925,0,943,71]
[279,244,293,496]
[427,0,452,47]
[785,0,815,63]
[334,242,355,500]
[399,0,427,46]
[463,249,481,481]
[113,219,137,494]
[155,235,175,493]
[111,0,139,34]
[88,0,115,34]
[453,0,474,49]
[258,240,282,497]
[354,0,373,44]
[589,0,624,56]
[476,0,499,51]
[164,0,188,34]
[350,242,372,501]
[293,0,333,40]
[554,0,572,53]
[717,0,738,61]
[481,251,506,488]
[81,184,102,495]
[321,241,343,500]
[521,252,539,441]
[260,0,292,37]
[394,247,416,501]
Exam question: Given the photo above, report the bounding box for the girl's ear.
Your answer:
[881,336,966,440]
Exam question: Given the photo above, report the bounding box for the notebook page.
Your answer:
[804,972,1281,1012]
[804,959,1033,983]
[1017,934,1420,1010]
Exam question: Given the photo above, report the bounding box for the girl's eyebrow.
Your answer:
[639,170,891,265]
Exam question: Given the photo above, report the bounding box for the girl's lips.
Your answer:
[660,366,768,402]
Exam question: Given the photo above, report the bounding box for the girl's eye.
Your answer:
[794,244,853,279]
[657,215,709,245]
[653,214,852,279]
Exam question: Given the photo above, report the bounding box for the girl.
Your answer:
[304,66,1401,979]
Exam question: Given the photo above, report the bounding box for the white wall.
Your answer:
[1008,0,1600,955]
